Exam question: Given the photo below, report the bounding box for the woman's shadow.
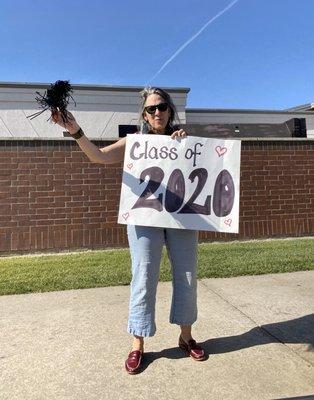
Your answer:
[141,314,314,372]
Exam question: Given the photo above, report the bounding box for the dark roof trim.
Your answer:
[0,81,190,94]
[186,108,314,115]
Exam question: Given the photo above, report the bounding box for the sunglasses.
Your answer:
[145,103,169,114]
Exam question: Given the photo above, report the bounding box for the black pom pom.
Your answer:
[27,80,76,123]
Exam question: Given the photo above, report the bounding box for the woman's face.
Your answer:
[144,94,171,134]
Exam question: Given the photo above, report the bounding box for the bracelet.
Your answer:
[71,127,85,140]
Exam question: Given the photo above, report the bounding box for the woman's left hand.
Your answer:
[171,128,187,139]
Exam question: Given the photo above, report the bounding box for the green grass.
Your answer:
[0,238,313,296]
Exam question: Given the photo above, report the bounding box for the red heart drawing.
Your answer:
[127,163,133,170]
[122,212,130,221]
[224,219,232,227]
[215,146,227,157]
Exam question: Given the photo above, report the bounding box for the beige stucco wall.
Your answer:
[0,83,188,140]
[1,82,313,139]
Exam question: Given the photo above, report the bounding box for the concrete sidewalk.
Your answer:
[0,271,313,400]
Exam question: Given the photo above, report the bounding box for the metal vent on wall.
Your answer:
[118,125,138,137]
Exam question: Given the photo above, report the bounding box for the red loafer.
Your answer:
[179,336,206,361]
[125,350,143,374]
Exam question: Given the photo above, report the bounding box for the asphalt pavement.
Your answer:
[0,271,313,400]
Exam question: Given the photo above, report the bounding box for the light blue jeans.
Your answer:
[127,225,199,337]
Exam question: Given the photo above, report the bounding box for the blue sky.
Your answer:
[1,0,313,109]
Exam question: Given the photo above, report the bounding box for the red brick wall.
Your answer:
[200,140,313,242]
[0,139,313,254]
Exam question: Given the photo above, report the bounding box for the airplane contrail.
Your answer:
[147,0,239,84]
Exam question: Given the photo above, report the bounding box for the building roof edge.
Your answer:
[186,107,314,115]
[0,81,190,94]
[284,103,314,112]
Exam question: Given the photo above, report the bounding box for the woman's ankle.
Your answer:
[180,325,193,343]
[132,336,144,352]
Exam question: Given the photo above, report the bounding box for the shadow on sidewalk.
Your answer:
[202,314,314,355]
[141,314,313,371]
[273,396,314,400]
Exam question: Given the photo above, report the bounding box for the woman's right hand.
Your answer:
[51,109,81,135]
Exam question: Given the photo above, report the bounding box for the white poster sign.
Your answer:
[118,134,241,233]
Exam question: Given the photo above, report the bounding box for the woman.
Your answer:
[52,87,205,374]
